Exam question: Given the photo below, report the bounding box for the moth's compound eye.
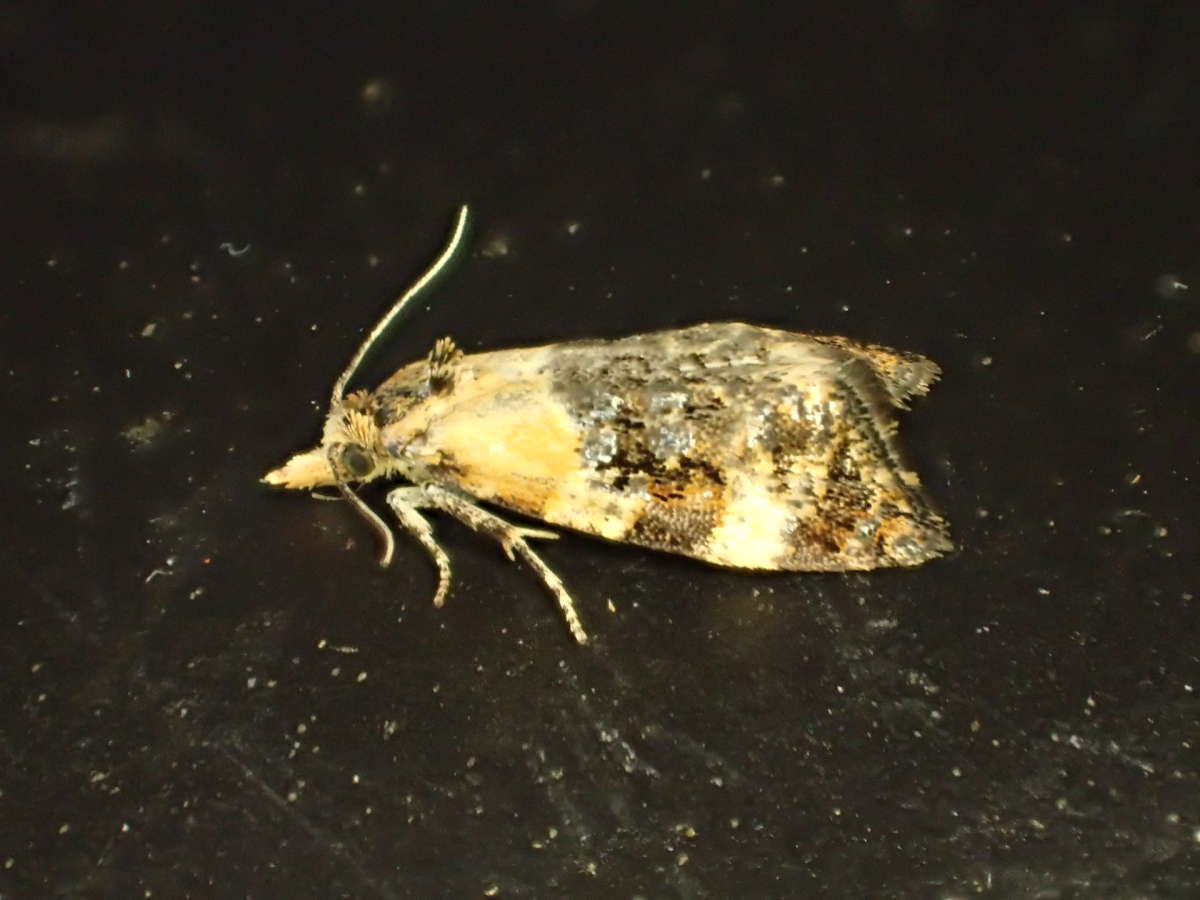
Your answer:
[341,444,374,479]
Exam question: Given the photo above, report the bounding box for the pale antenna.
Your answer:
[331,204,470,404]
[328,204,469,568]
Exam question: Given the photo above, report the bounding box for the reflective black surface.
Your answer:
[5,3,1199,897]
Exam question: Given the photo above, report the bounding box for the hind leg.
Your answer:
[386,484,588,644]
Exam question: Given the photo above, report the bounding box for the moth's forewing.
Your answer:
[373,323,950,571]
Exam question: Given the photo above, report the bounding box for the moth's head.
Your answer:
[262,205,469,570]
[262,391,388,490]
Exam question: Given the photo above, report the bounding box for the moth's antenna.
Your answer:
[340,482,396,567]
[332,204,470,404]
[329,446,397,567]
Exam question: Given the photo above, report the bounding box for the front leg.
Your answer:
[386,484,588,644]
[385,488,452,608]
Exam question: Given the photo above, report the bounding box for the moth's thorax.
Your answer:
[371,360,461,458]
[375,352,580,498]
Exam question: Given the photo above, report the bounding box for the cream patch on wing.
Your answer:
[539,470,646,541]
[703,472,793,569]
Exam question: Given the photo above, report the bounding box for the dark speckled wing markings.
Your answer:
[529,322,952,571]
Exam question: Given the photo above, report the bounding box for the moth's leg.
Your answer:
[385,487,452,608]
[394,483,588,645]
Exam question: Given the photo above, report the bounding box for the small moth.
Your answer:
[264,207,951,644]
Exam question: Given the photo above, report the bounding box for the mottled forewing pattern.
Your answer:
[538,323,950,571]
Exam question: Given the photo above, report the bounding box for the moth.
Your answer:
[264,207,952,644]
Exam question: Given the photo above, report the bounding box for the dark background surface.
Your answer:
[4,2,1199,897]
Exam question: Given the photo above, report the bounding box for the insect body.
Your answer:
[264,208,951,643]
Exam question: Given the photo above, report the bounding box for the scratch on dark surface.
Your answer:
[523,742,595,842]
[28,575,99,650]
[557,661,661,778]
[213,740,402,900]
[594,721,662,778]
[641,723,748,789]
[1050,727,1157,776]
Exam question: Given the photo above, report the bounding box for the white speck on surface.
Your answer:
[1154,273,1189,298]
